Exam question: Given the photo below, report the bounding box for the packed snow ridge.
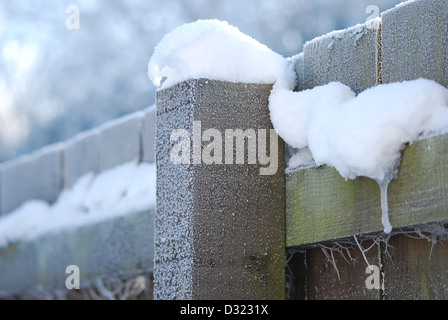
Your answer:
[271,79,448,234]
[272,79,448,180]
[149,19,448,233]
[0,161,156,248]
[148,19,296,90]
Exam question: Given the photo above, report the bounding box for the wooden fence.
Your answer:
[286,0,448,300]
[0,0,447,300]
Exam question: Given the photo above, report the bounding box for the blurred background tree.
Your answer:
[0,0,401,162]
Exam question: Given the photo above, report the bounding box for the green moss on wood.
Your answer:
[286,133,448,247]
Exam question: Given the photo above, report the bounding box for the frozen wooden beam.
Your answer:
[302,19,381,95]
[286,133,448,247]
[155,78,285,300]
[381,0,448,87]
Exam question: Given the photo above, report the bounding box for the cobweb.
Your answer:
[285,221,448,298]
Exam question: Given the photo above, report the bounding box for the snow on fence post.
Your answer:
[155,78,286,300]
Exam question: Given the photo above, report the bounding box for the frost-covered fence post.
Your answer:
[155,78,285,300]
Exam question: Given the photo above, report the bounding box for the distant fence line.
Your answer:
[0,106,156,296]
[0,107,155,217]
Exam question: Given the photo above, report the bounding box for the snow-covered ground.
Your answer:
[0,161,156,248]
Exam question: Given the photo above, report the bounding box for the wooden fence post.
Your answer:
[154,78,285,300]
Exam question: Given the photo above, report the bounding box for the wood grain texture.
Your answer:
[305,240,380,300]
[155,79,286,300]
[303,20,380,95]
[381,0,448,88]
[383,233,448,300]
[286,133,448,247]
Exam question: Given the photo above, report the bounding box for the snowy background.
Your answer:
[0,0,403,162]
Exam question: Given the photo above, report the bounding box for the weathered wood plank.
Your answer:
[303,19,380,95]
[305,240,380,300]
[286,133,448,247]
[388,135,448,227]
[285,249,306,300]
[0,209,154,295]
[383,233,448,300]
[286,166,382,247]
[155,79,286,300]
[381,0,448,88]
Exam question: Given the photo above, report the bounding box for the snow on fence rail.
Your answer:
[0,106,156,295]
[286,0,448,300]
[1,0,448,300]
[285,0,448,246]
